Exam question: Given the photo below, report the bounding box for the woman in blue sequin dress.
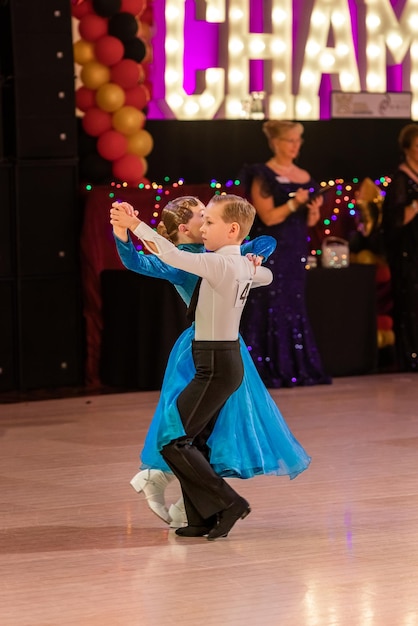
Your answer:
[113,196,312,525]
[241,120,331,388]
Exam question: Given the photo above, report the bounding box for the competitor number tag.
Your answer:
[234,279,253,308]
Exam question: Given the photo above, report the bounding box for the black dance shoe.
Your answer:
[207,499,251,541]
[175,525,213,537]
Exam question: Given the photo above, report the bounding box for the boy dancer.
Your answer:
[110,194,272,540]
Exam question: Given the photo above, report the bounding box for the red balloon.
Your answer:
[137,63,145,84]
[75,86,96,112]
[79,14,108,42]
[140,6,153,25]
[110,59,140,89]
[94,35,124,66]
[82,107,112,136]
[124,83,149,110]
[142,41,152,65]
[112,153,147,185]
[97,130,128,161]
[143,81,152,100]
[377,315,393,331]
[120,0,146,16]
[72,0,93,19]
[375,264,391,284]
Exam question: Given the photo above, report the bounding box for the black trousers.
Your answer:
[161,339,244,524]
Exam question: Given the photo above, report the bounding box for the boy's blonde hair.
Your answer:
[207,194,256,239]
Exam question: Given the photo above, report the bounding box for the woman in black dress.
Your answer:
[382,123,418,371]
[240,120,331,388]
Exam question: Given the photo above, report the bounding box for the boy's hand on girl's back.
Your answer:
[245,253,263,268]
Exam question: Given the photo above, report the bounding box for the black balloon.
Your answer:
[108,13,138,42]
[123,37,146,63]
[92,0,122,18]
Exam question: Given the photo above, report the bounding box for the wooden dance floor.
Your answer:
[1,373,418,626]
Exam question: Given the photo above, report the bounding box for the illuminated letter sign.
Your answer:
[158,0,416,121]
[164,0,225,120]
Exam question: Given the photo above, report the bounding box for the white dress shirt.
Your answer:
[133,221,273,341]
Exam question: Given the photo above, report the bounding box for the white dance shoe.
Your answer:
[168,497,187,528]
[130,469,175,524]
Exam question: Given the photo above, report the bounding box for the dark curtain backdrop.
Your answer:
[144,118,408,184]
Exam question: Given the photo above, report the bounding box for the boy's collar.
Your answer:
[212,244,241,255]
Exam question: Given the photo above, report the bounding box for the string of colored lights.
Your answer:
[84,174,391,256]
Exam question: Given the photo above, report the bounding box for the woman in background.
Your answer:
[240,119,331,388]
[382,123,418,371]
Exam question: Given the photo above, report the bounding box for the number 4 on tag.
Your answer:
[235,279,252,308]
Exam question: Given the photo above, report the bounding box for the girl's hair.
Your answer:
[262,119,304,150]
[157,196,201,243]
[398,123,418,152]
[208,194,256,239]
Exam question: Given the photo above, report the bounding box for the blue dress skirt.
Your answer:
[141,325,311,479]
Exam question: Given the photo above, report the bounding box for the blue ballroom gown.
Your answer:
[115,233,312,480]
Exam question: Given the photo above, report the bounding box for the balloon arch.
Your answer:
[72,0,153,186]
